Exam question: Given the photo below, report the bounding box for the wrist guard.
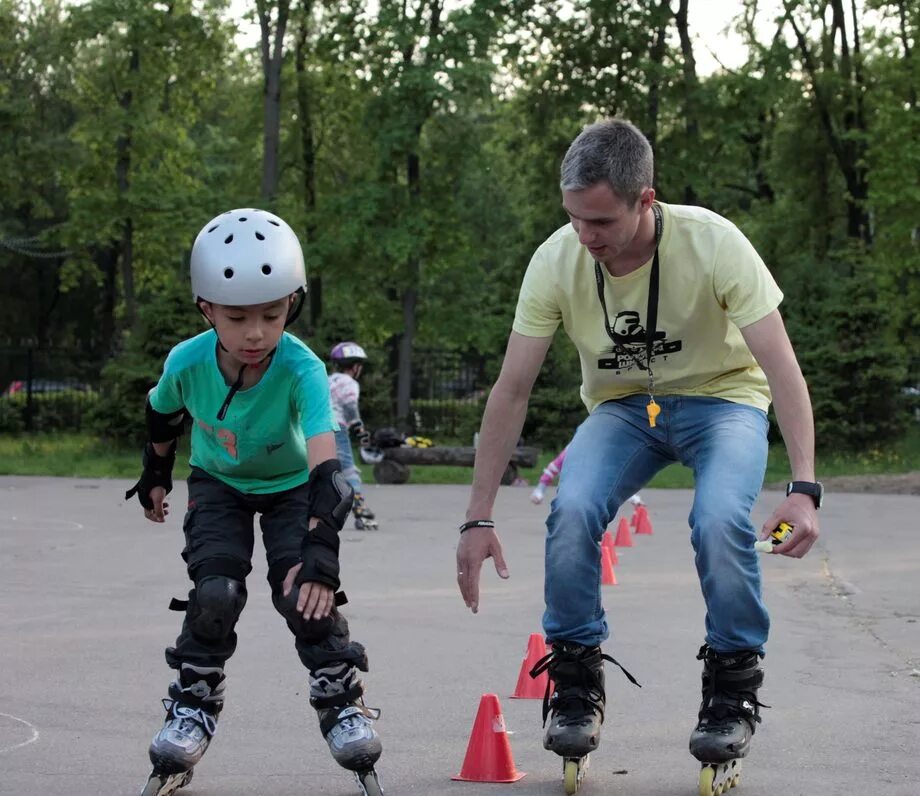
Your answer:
[295,459,354,591]
[146,398,187,443]
[295,522,341,591]
[348,420,370,447]
[124,441,176,510]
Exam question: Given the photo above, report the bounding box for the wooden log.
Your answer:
[381,445,538,468]
[373,459,411,485]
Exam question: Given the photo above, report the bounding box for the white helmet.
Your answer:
[190,208,306,305]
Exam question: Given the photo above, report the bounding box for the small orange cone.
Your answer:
[452,694,526,782]
[601,545,618,585]
[635,505,653,535]
[511,633,551,699]
[601,530,618,564]
[614,516,634,547]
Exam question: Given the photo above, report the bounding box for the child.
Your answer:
[531,445,644,508]
[328,341,378,530]
[125,209,383,796]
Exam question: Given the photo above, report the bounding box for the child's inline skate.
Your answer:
[141,664,224,796]
[352,493,378,530]
[311,661,384,795]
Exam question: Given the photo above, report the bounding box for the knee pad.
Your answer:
[187,576,247,643]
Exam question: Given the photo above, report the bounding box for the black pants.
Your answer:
[166,468,365,674]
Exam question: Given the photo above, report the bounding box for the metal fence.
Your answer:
[0,346,490,439]
[407,349,488,440]
[0,347,102,432]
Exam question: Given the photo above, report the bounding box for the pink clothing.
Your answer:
[539,447,568,487]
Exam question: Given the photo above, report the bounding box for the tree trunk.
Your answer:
[295,1,321,329]
[645,0,669,174]
[674,0,700,205]
[396,139,422,422]
[257,0,291,206]
[115,46,139,329]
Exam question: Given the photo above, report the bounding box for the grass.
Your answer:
[1,429,919,486]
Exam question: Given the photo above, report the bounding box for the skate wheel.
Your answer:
[141,770,193,796]
[699,761,741,796]
[563,756,587,794]
[699,766,716,796]
[355,768,384,796]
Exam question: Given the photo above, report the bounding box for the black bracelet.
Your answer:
[459,519,495,534]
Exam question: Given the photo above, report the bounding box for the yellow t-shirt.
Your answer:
[512,202,783,413]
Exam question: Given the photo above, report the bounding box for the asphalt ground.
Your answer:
[1,476,918,795]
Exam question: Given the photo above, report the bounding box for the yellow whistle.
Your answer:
[646,399,660,428]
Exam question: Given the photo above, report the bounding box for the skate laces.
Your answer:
[697,645,768,730]
[530,645,640,726]
[162,699,219,738]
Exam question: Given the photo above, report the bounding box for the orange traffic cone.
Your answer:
[601,545,618,585]
[614,516,633,547]
[511,633,551,699]
[601,530,618,565]
[452,694,526,782]
[635,505,653,535]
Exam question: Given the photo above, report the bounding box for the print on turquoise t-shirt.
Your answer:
[149,330,338,494]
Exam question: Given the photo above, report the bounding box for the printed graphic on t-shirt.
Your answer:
[196,419,239,460]
[597,310,683,373]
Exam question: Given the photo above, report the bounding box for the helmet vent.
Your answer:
[255,231,265,241]
[224,234,233,244]
[267,219,280,227]
[223,268,234,279]
[261,264,272,275]
[238,216,247,222]
[208,225,219,233]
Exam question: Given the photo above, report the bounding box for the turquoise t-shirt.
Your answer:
[149,330,337,494]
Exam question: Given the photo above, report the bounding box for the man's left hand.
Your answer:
[760,493,819,558]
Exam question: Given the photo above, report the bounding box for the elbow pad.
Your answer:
[146,397,187,444]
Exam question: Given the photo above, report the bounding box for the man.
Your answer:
[455,119,822,793]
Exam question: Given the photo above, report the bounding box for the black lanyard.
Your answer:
[593,203,663,379]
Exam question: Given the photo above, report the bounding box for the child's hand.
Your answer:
[282,562,335,620]
[144,486,169,523]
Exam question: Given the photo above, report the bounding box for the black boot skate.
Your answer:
[353,493,378,530]
[530,642,639,794]
[310,661,383,795]
[141,664,225,795]
[690,644,767,796]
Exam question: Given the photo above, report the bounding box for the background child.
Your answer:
[125,209,383,796]
[531,445,644,508]
[328,341,378,530]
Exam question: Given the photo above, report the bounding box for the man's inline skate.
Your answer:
[311,661,384,795]
[530,642,639,794]
[689,645,766,796]
[141,664,224,796]
[352,493,378,530]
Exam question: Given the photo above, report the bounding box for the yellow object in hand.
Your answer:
[646,399,661,428]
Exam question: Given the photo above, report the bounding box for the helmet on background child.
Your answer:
[330,342,367,367]
[190,209,306,310]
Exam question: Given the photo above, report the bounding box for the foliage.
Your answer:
[2,0,918,452]
[87,286,206,445]
[0,390,99,433]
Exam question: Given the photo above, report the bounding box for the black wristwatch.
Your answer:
[786,481,824,509]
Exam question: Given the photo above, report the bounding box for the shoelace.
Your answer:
[529,648,640,726]
[328,705,381,739]
[162,699,219,738]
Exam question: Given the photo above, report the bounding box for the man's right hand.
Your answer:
[456,525,509,613]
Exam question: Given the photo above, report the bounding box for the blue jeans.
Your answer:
[334,429,363,493]
[544,395,770,654]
